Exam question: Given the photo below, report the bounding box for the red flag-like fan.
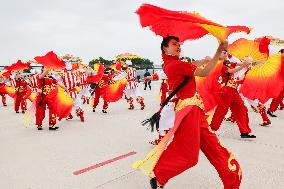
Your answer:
[5,60,30,72]
[87,63,104,83]
[34,51,66,70]
[0,70,11,80]
[136,4,251,42]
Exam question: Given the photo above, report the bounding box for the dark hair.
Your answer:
[223,60,230,66]
[161,36,179,53]
[279,49,284,53]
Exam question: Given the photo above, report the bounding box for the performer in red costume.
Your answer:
[0,76,7,106]
[35,68,60,130]
[13,72,28,113]
[145,36,242,189]
[92,69,113,113]
[35,68,70,130]
[210,54,256,138]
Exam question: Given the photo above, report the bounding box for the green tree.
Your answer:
[89,57,154,70]
[185,57,195,62]
[89,57,114,67]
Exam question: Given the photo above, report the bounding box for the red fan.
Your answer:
[0,70,11,80]
[5,60,30,72]
[136,4,251,42]
[87,63,104,83]
[255,36,271,56]
[34,51,66,70]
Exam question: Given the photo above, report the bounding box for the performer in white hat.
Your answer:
[123,60,145,110]
[59,63,85,122]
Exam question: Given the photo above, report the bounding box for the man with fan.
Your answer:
[153,36,241,189]
[210,53,257,138]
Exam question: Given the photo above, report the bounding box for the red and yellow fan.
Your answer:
[45,86,74,120]
[34,51,66,70]
[108,61,123,72]
[239,53,284,103]
[101,78,127,102]
[0,70,11,80]
[4,86,16,98]
[4,60,30,72]
[196,60,223,112]
[136,4,251,42]
[87,63,104,83]
[228,38,269,63]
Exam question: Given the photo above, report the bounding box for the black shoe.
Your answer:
[102,110,107,114]
[49,126,59,130]
[267,110,277,117]
[240,133,256,138]
[93,108,96,112]
[16,111,19,113]
[37,127,43,130]
[141,106,145,110]
[3,104,7,106]
[150,178,164,189]
[22,110,25,114]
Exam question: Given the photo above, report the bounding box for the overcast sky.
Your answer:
[0,0,283,66]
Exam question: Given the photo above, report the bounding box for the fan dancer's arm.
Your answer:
[194,40,228,77]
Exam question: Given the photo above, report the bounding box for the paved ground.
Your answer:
[0,82,283,189]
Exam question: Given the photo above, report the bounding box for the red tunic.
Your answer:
[14,79,28,94]
[36,76,58,96]
[162,54,197,100]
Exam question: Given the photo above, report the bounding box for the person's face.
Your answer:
[281,51,284,58]
[15,73,21,79]
[163,39,181,57]
[220,50,228,60]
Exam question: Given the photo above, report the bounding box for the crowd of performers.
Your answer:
[0,40,283,189]
[132,4,284,189]
[0,55,145,130]
[133,37,284,189]
[1,4,284,189]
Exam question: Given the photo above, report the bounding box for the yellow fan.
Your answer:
[228,38,268,62]
[246,53,281,79]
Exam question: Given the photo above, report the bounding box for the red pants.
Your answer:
[14,92,27,112]
[36,96,56,126]
[210,87,251,134]
[93,88,108,110]
[154,106,241,188]
[0,93,6,105]
[269,87,284,112]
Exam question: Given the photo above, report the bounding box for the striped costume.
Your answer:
[124,67,145,110]
[62,70,84,121]
[79,72,91,104]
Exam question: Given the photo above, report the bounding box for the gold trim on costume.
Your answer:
[175,92,204,112]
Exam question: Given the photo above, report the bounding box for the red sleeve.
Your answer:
[229,62,237,69]
[152,73,159,80]
[52,78,58,84]
[221,65,228,73]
